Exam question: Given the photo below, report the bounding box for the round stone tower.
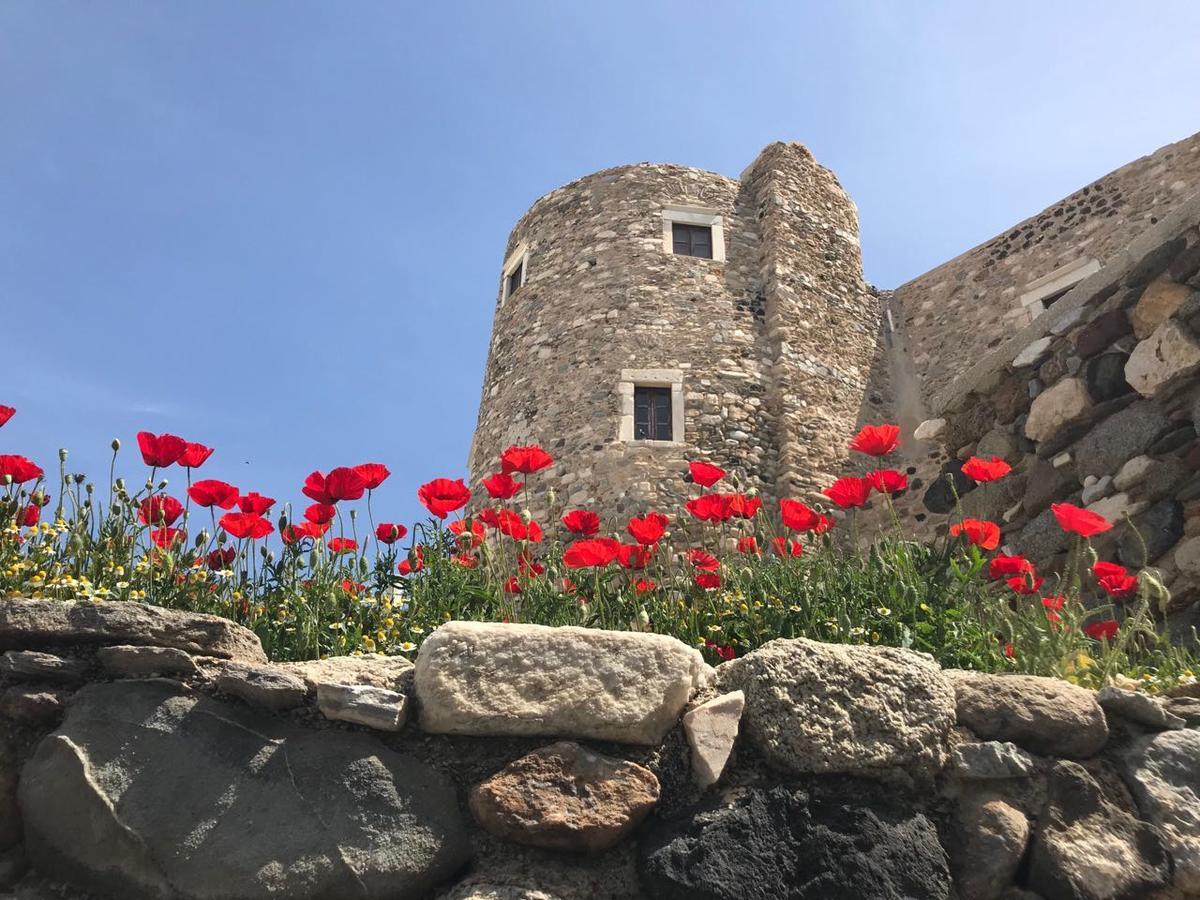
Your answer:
[469,143,883,519]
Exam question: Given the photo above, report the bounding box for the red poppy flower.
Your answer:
[1084,619,1120,641]
[302,471,335,505]
[704,639,735,661]
[780,499,821,532]
[0,406,14,428]
[219,512,273,540]
[635,579,657,594]
[689,460,726,487]
[398,545,425,575]
[1007,574,1045,595]
[737,536,761,555]
[562,537,621,568]
[238,492,275,516]
[518,552,545,577]
[694,572,721,590]
[824,476,872,510]
[1094,561,1138,599]
[482,472,523,499]
[325,467,367,502]
[136,432,188,468]
[961,456,1012,483]
[448,519,482,547]
[0,455,44,484]
[724,494,762,519]
[687,548,720,571]
[175,442,213,469]
[686,493,733,523]
[988,554,1034,581]
[138,495,184,527]
[562,578,578,593]
[771,537,803,557]
[814,515,836,535]
[1041,595,1066,611]
[281,523,321,545]
[328,537,358,554]
[627,511,669,545]
[417,478,471,519]
[1051,503,1113,537]
[341,579,366,596]
[616,543,654,570]
[453,553,479,568]
[353,463,390,490]
[376,522,409,545]
[187,479,239,509]
[563,509,602,536]
[20,504,39,527]
[503,577,522,595]
[1003,643,1015,659]
[206,546,236,570]
[304,503,336,525]
[477,507,501,529]
[150,527,186,549]
[950,518,1001,551]
[866,469,908,495]
[500,445,554,475]
[849,424,900,456]
[495,508,539,542]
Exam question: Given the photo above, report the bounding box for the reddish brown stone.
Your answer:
[1074,309,1132,358]
[469,741,660,853]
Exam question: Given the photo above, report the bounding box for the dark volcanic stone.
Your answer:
[1022,456,1076,512]
[1015,506,1073,566]
[1148,424,1196,455]
[923,460,976,515]
[1083,353,1133,403]
[638,782,950,900]
[1169,242,1200,284]
[1074,309,1132,358]
[1073,401,1172,478]
[1118,499,1185,567]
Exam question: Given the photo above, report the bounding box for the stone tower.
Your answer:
[468,143,885,518]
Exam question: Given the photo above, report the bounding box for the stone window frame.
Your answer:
[617,369,686,446]
[500,241,530,306]
[1018,256,1101,316]
[661,206,726,262]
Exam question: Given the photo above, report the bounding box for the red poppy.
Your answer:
[353,463,390,490]
[304,503,336,525]
[950,518,1001,551]
[453,553,478,568]
[616,543,654,570]
[417,478,471,519]
[1051,503,1113,537]
[686,493,732,523]
[635,579,657,594]
[562,578,578,593]
[281,523,324,545]
[175,442,213,469]
[328,537,358,554]
[704,639,735,661]
[206,546,236,570]
[518,552,545,577]
[813,515,836,535]
[0,406,13,428]
[325,467,367,502]
[1095,561,1138,599]
[824,476,872,510]
[780,499,821,532]
[1084,619,1120,641]
[563,509,602,536]
[627,511,669,545]
[136,432,188,468]
[341,579,365,596]
[737,536,761,555]
[187,479,239,509]
[503,577,522,595]
[302,471,335,505]
[482,472,523,499]
[961,456,1012,483]
[725,494,762,519]
[376,522,409,545]
[988,554,1034,580]
[1007,574,1045,595]
[477,507,501,529]
[150,527,186,549]
[219,512,273,540]
[1041,595,1066,611]
[695,572,721,590]
[771,537,803,558]
[687,548,720,571]
[849,424,900,456]
[866,469,908,495]
[0,455,44,484]
[495,508,537,542]
[562,537,621,568]
[238,492,275,516]
[138,495,184,527]
[1004,643,1015,659]
[399,546,425,575]
[20,504,39,527]
[500,445,554,475]
[448,518,482,547]
[689,460,726,487]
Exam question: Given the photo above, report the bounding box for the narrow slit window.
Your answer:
[671,222,713,259]
[633,386,673,441]
[505,260,525,299]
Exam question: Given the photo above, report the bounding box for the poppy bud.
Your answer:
[266,551,275,563]
[82,499,91,510]
[115,478,125,492]
[278,514,288,532]
[216,532,227,546]
[521,510,532,524]
[157,479,168,490]
[2,475,10,486]
[145,479,154,491]
[58,448,68,462]
[111,438,121,452]
[349,508,357,521]
[85,483,94,494]
[30,491,45,506]
[547,488,556,506]
[260,546,269,558]
[358,557,369,576]
[195,531,209,547]
[309,550,319,569]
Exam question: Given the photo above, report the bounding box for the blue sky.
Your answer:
[2,2,1198,529]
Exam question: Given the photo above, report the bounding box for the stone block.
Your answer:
[682,690,744,789]
[1126,319,1200,397]
[1024,378,1091,443]
[0,651,87,684]
[316,683,408,732]
[1131,278,1197,338]
[215,663,308,711]
[96,645,198,678]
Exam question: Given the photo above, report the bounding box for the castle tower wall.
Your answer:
[468,146,880,520]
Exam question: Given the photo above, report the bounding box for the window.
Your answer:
[671,222,713,259]
[1017,257,1100,317]
[506,261,524,299]
[634,386,673,440]
[500,242,530,305]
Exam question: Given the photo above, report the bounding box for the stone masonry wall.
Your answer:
[468,144,882,520]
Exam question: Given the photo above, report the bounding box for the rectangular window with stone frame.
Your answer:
[634,386,673,440]
[671,222,713,259]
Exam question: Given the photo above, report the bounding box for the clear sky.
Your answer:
[3,2,1198,529]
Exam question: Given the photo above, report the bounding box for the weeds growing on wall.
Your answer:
[0,403,1196,691]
